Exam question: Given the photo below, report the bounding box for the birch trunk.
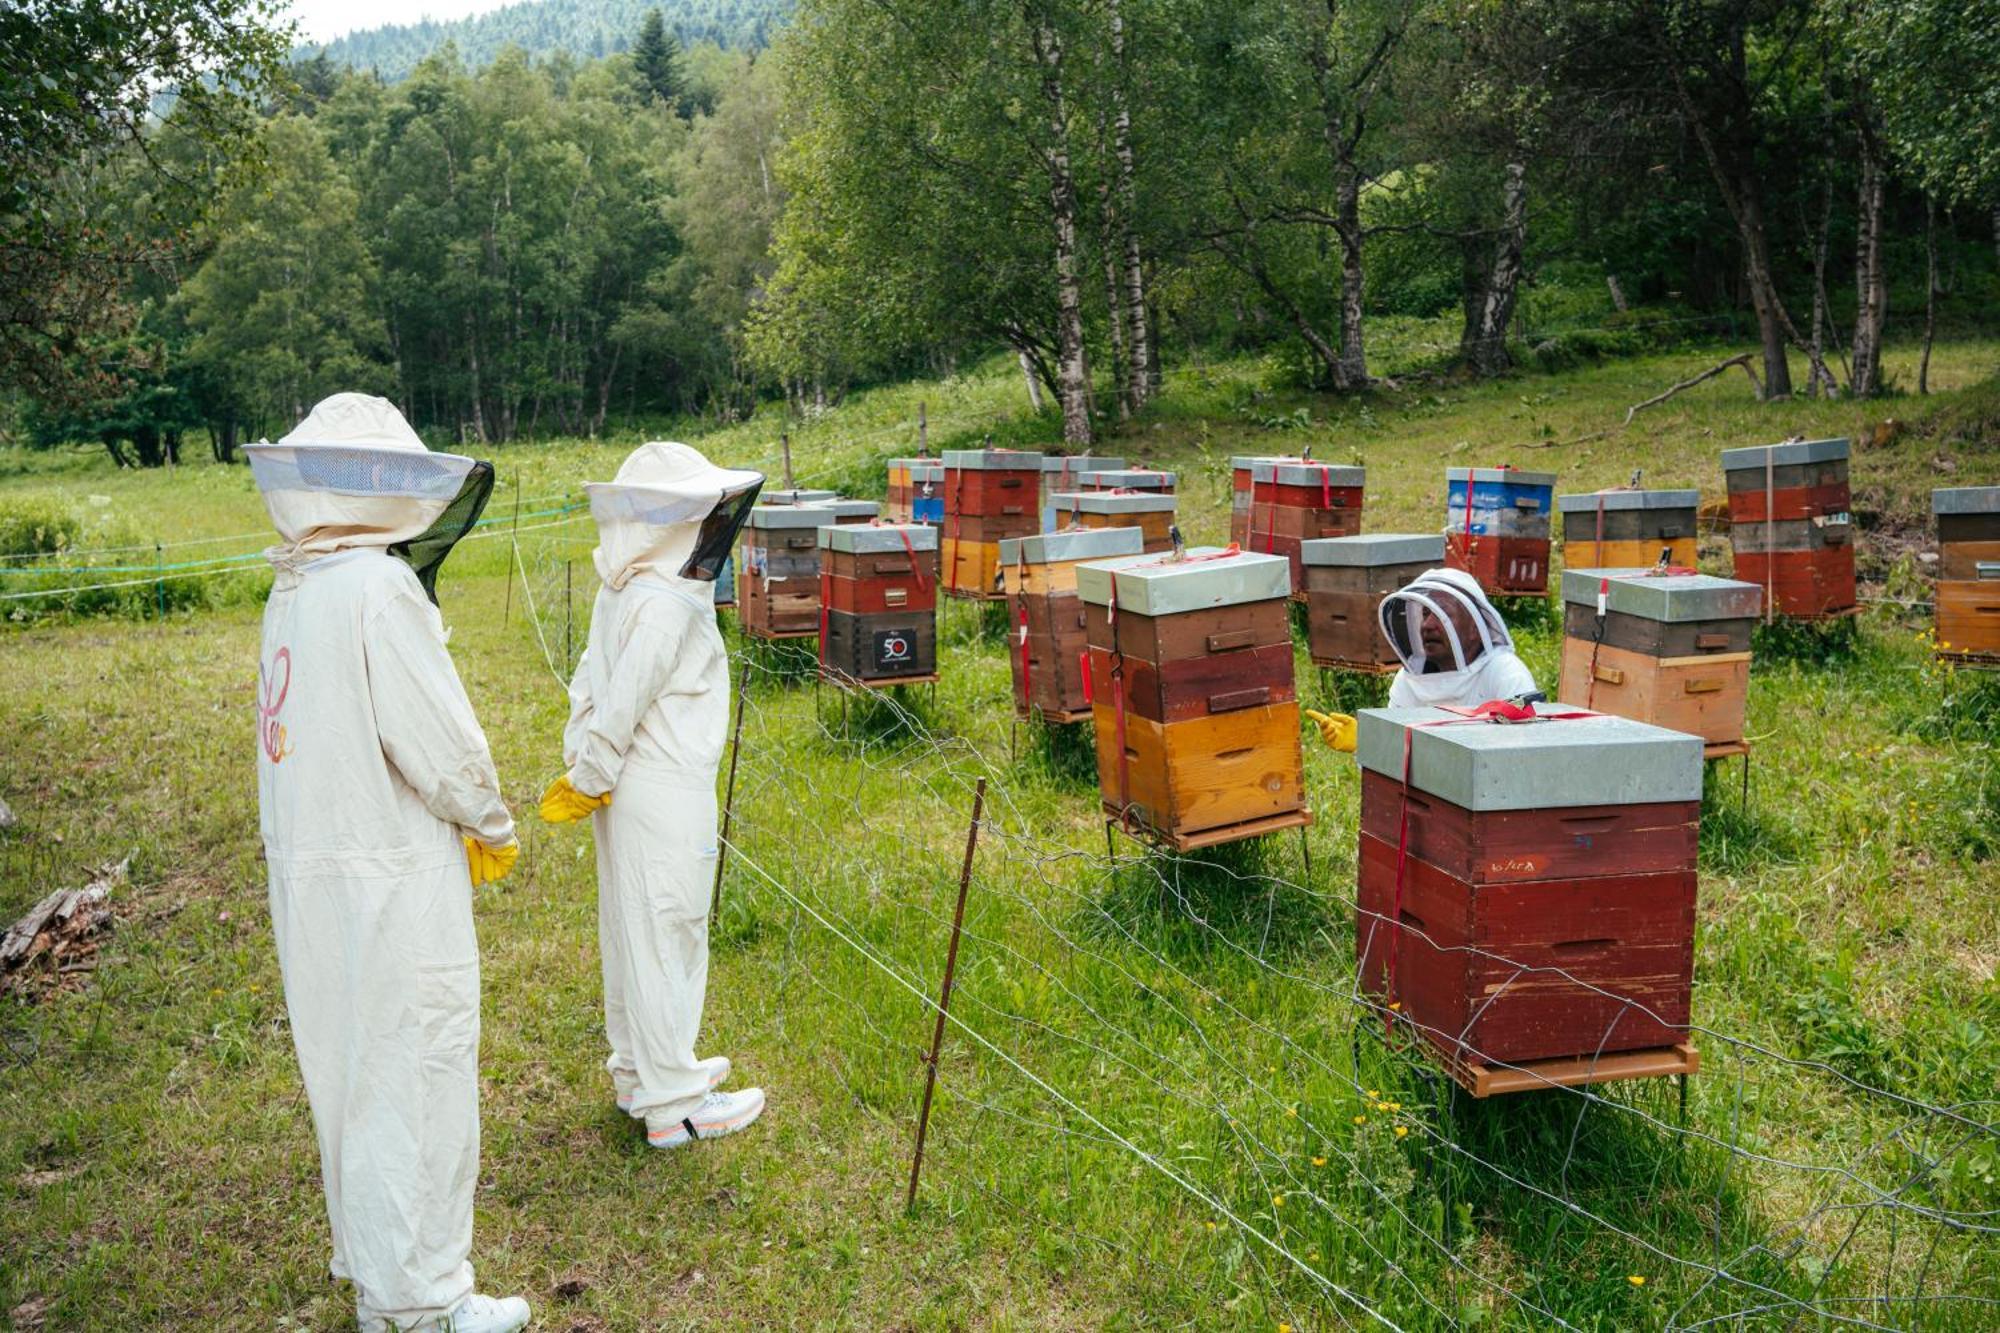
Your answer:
[1920,196,1937,395]
[1333,160,1367,390]
[1109,0,1150,414]
[1020,351,1045,411]
[1850,114,1889,398]
[1458,161,1527,377]
[1032,17,1092,447]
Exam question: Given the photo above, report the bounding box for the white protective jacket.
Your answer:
[1379,567,1539,709]
[247,395,513,1330]
[564,442,761,1131]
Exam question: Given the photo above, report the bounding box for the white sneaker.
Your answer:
[647,1087,766,1149]
[445,1293,531,1332]
[613,1056,730,1113]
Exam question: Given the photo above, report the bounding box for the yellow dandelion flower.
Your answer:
[1352,1114,1366,1125]
[1366,1089,1380,1098]
[1285,1105,1297,1117]
[1206,1221,1217,1231]
[1628,1275,1647,1287]
[1272,1194,1285,1207]
[1312,1156,1327,1167]
[1395,1125,1409,1138]
[1387,1102,1402,1112]
[1279,1324,1293,1333]
[1389,1002,1402,1012]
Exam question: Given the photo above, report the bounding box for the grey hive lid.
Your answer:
[1720,437,1849,470]
[762,488,838,505]
[1302,533,1445,567]
[997,527,1147,566]
[1446,466,1556,487]
[942,448,1045,471]
[1052,490,1177,514]
[1075,547,1291,614]
[1356,705,1704,810]
[1231,454,1312,471]
[1933,486,2000,515]
[748,504,839,530]
[1560,567,1762,621]
[1079,468,1176,488]
[1250,460,1366,487]
[819,522,940,554]
[1557,488,1701,513]
[804,499,881,521]
[1041,454,1124,475]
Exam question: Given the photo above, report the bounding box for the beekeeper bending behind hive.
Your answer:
[539,442,769,1149]
[246,395,530,1333]
[1307,567,1538,750]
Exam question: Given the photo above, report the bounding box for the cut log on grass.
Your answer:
[1,858,125,999]
[1624,354,1760,425]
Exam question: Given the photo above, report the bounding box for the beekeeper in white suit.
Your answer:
[540,441,768,1149]
[246,394,531,1333]
[1306,567,1539,750]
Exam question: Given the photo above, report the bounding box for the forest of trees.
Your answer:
[6,0,1998,463]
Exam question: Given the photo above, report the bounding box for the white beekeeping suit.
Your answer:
[1379,567,1539,709]
[246,394,530,1333]
[541,442,769,1149]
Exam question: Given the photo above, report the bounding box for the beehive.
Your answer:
[1355,704,1702,1085]
[818,523,940,685]
[1078,548,1309,847]
[942,449,1044,598]
[885,459,945,525]
[1048,490,1178,553]
[1557,568,1761,749]
[1039,454,1126,531]
[720,489,833,608]
[1558,488,1701,571]
[736,499,879,639]
[1229,455,1308,546]
[1239,460,1365,599]
[1934,487,2000,663]
[1721,439,1855,618]
[999,526,1146,721]
[1444,467,1555,595]
[1077,467,1176,495]
[1302,534,1445,671]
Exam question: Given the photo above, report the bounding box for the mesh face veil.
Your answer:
[586,442,765,590]
[1377,568,1514,675]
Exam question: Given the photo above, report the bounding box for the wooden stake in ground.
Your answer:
[710,661,753,918]
[781,432,794,491]
[502,475,521,626]
[907,777,988,1212]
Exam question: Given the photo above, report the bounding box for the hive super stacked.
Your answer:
[1355,705,1703,1095]
[737,498,877,639]
[1721,438,1856,619]
[1559,487,1701,571]
[1444,467,1555,596]
[1301,534,1445,672]
[1048,490,1179,553]
[942,449,1043,598]
[885,459,945,525]
[1038,454,1124,532]
[1933,486,2000,664]
[1558,568,1762,752]
[1079,548,1309,849]
[818,522,940,686]
[999,527,1147,723]
[718,487,833,608]
[1240,459,1365,599]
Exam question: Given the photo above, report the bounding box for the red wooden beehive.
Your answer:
[999,526,1146,722]
[942,448,1044,599]
[1354,705,1703,1094]
[1444,467,1555,596]
[1722,439,1856,619]
[818,522,940,685]
[1238,459,1366,599]
[736,499,877,639]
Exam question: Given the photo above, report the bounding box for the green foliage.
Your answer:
[1848,0,2000,205]
[631,8,688,112]
[0,500,83,560]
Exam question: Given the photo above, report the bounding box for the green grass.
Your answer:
[2,339,1998,1330]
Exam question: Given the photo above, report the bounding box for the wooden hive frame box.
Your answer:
[1556,567,1762,750]
[1558,487,1701,572]
[1933,487,2000,664]
[1078,547,1311,849]
[1077,467,1176,495]
[1445,466,1556,596]
[1354,705,1703,1088]
[738,499,877,640]
[1244,460,1366,600]
[818,522,941,686]
[942,448,1045,600]
[1721,439,1856,620]
[999,526,1146,723]
[1049,490,1179,553]
[1038,454,1124,532]
[1301,533,1445,671]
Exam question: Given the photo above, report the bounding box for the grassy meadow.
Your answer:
[3,338,1999,1330]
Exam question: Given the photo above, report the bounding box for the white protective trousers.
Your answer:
[565,573,730,1126]
[257,550,515,1329]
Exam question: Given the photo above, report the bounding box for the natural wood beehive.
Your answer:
[1444,467,1555,595]
[1078,548,1309,847]
[818,522,940,685]
[1048,490,1178,553]
[1301,534,1444,671]
[1038,454,1124,532]
[1933,487,2000,663]
[1355,705,1702,1075]
[737,499,877,639]
[1721,439,1855,619]
[1558,488,1701,572]
[1556,568,1762,748]
[942,449,1044,599]
[998,526,1146,722]
[885,459,944,525]
[719,488,833,608]
[1237,460,1365,599]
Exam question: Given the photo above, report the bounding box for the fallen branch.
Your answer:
[1624,353,1759,425]
[2,858,126,999]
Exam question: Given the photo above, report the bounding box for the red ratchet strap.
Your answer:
[1459,471,1479,563]
[1595,492,1606,556]
[1382,702,1602,1036]
[899,527,929,594]
[1014,561,1033,705]
[1078,648,1093,704]
[1319,462,1331,510]
[1763,448,1776,624]
[1109,579,1132,822]
[817,567,830,668]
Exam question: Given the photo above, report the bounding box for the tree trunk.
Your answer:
[1031,17,1092,447]
[1019,350,1045,411]
[464,314,489,443]
[1920,196,1937,395]
[1605,273,1628,312]
[1109,0,1150,415]
[1458,161,1527,377]
[1736,177,1794,400]
[1102,242,1127,420]
[1333,161,1367,390]
[1805,176,1839,398]
[1850,113,1889,397]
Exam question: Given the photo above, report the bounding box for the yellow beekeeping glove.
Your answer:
[464,837,520,887]
[1303,709,1358,754]
[540,773,612,824]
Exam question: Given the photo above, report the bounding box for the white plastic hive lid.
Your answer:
[1720,438,1849,470]
[1075,547,1290,615]
[942,448,1046,471]
[1556,488,1701,513]
[1302,534,1444,567]
[819,522,940,554]
[1052,490,1177,514]
[1933,487,2000,515]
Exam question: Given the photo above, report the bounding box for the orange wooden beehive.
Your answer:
[1934,487,2000,664]
[942,448,1043,599]
[1559,488,1701,572]
[999,526,1146,722]
[1048,490,1178,553]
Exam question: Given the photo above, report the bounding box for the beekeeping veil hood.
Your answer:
[586,441,764,590]
[1379,566,1516,682]
[244,393,493,601]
